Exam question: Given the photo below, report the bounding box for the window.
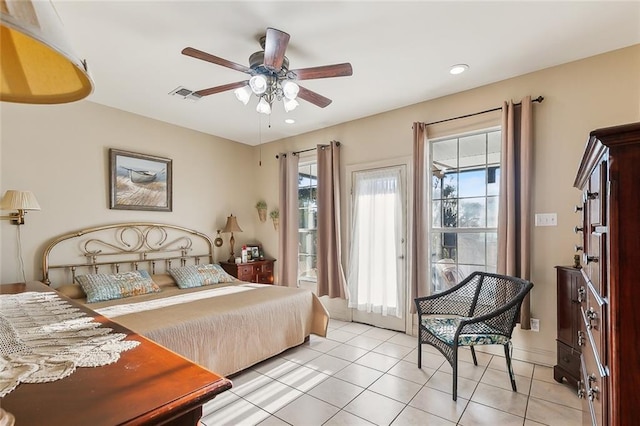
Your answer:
[298,162,318,281]
[430,129,501,293]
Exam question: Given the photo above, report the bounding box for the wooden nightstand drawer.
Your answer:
[219,259,275,284]
[237,265,254,279]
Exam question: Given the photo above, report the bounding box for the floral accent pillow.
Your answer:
[75,270,160,303]
[169,264,238,289]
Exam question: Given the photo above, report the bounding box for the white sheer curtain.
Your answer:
[348,167,403,318]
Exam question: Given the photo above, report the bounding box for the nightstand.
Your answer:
[220,259,275,284]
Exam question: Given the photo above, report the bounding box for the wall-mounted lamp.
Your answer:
[0,190,41,225]
[1,0,93,104]
[221,214,243,262]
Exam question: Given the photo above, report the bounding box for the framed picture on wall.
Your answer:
[109,149,172,211]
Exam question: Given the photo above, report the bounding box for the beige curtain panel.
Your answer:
[410,122,430,313]
[497,96,533,329]
[316,141,349,299]
[277,153,300,287]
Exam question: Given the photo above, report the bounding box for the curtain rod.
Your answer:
[423,95,544,127]
[275,141,341,159]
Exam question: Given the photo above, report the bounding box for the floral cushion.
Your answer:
[169,263,238,289]
[75,270,160,303]
[421,317,509,346]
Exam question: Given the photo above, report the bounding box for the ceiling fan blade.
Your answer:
[263,27,290,71]
[195,81,248,97]
[182,47,251,74]
[288,63,353,80]
[297,85,332,108]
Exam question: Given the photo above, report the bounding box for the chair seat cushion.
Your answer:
[421,317,509,346]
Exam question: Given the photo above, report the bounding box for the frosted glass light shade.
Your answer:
[234,86,252,105]
[256,97,271,114]
[281,80,299,100]
[283,97,298,112]
[1,0,93,104]
[249,75,267,95]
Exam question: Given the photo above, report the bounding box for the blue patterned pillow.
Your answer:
[169,264,238,289]
[75,270,160,303]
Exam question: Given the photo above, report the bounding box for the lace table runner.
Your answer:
[0,291,139,397]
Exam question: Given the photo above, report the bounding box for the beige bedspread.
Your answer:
[84,283,329,377]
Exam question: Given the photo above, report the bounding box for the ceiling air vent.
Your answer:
[168,86,202,102]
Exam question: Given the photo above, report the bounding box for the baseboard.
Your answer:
[472,344,555,367]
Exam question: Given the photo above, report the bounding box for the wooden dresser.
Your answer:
[554,266,586,389]
[220,258,275,284]
[573,122,640,425]
[0,282,232,426]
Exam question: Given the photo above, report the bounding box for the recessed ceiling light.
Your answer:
[284,118,295,124]
[449,64,469,75]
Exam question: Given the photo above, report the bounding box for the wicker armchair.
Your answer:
[415,271,533,400]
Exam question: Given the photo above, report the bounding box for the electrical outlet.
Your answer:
[530,318,540,332]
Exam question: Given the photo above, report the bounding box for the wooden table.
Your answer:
[0,282,232,425]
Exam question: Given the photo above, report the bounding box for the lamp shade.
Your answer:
[281,80,299,100]
[1,0,93,104]
[234,85,252,105]
[0,190,41,210]
[256,97,271,114]
[221,214,242,233]
[249,75,267,95]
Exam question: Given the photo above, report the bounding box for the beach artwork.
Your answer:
[109,149,172,211]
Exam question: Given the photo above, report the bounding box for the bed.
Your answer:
[41,222,329,377]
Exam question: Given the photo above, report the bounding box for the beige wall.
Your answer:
[1,45,638,366]
[252,45,640,365]
[0,101,257,284]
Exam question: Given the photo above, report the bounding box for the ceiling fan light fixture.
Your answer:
[249,75,268,95]
[283,97,299,112]
[281,80,299,100]
[234,85,252,105]
[256,97,271,114]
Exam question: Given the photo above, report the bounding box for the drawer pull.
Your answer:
[577,330,585,346]
[586,308,598,330]
[577,286,586,303]
[574,226,584,233]
[583,254,599,264]
[587,375,599,401]
[574,244,584,252]
[583,191,599,202]
[577,380,585,399]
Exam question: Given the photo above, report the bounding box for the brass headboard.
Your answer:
[42,222,214,286]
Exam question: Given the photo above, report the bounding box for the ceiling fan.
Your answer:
[182,27,353,114]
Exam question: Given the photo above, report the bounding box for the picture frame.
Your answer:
[245,245,262,261]
[109,148,172,211]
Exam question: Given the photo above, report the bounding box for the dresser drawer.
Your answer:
[581,345,606,426]
[581,303,606,371]
[583,233,603,296]
[586,171,601,227]
[557,341,581,380]
[237,265,255,281]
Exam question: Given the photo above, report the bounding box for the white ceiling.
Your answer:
[53,1,640,146]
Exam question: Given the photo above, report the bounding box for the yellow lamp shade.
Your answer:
[1,0,93,104]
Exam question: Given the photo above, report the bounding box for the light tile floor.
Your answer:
[200,319,582,426]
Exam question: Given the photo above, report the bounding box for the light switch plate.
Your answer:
[534,213,557,226]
